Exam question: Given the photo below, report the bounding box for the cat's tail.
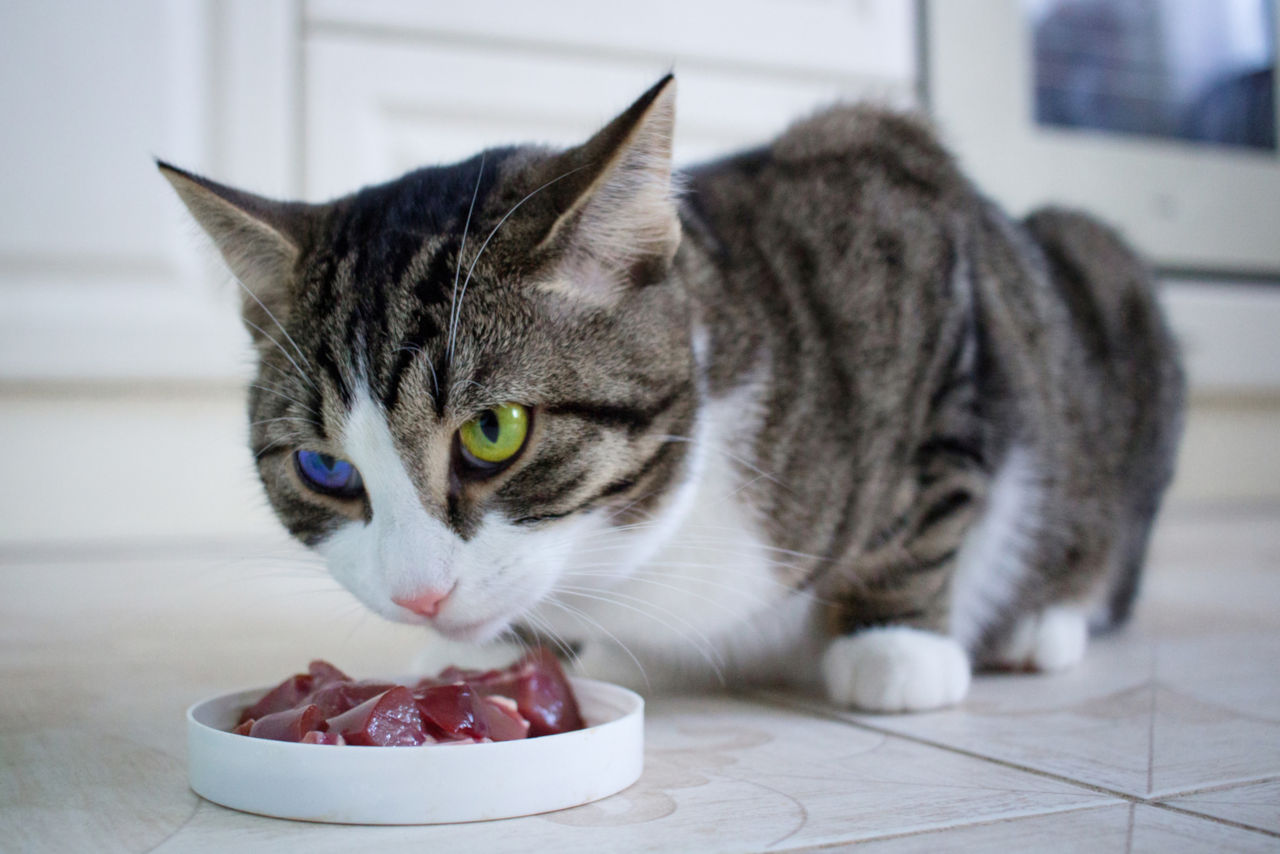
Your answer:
[1023,207,1187,630]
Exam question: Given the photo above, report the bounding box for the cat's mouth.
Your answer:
[384,591,511,642]
[431,611,514,644]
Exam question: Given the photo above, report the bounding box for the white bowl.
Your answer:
[187,677,644,825]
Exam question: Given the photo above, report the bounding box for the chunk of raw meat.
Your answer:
[325,687,430,747]
[304,679,397,718]
[306,660,350,685]
[413,682,488,741]
[450,648,585,736]
[248,704,326,742]
[237,673,314,725]
[479,694,531,742]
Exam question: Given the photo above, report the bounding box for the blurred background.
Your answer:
[1,0,1277,550]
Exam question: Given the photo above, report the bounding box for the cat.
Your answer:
[159,75,1184,712]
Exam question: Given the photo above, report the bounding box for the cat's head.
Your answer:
[161,76,698,641]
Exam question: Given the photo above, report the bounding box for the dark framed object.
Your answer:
[922,0,1280,277]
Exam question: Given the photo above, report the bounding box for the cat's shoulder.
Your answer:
[770,104,968,199]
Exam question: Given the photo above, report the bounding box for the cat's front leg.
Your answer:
[819,461,986,713]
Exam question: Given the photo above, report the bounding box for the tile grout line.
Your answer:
[766,803,1120,854]
[1153,774,1280,801]
[1145,645,1159,797]
[753,690,1280,840]
[756,691,1138,799]
[141,798,203,854]
[1145,801,1280,840]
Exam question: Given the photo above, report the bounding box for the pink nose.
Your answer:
[393,588,451,618]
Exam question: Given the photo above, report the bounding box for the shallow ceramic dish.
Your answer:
[187,677,643,824]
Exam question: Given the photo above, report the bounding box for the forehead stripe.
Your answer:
[315,341,352,409]
[380,250,457,412]
[382,312,443,412]
[545,384,689,435]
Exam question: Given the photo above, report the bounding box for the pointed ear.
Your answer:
[157,161,316,340]
[536,75,681,302]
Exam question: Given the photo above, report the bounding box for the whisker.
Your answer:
[562,561,823,601]
[554,584,726,677]
[561,570,771,619]
[450,377,494,399]
[448,164,588,363]
[521,610,581,671]
[680,535,831,564]
[397,344,440,401]
[652,433,793,493]
[561,520,662,544]
[605,489,666,524]
[248,382,318,415]
[242,318,320,392]
[540,597,651,690]
[564,539,826,577]
[565,539,817,562]
[494,625,532,663]
[249,416,322,429]
[260,361,313,392]
[231,271,312,369]
[253,435,296,459]
[447,152,486,367]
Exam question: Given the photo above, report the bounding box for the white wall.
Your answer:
[0,1,1276,547]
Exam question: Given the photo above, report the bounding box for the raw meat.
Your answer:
[231,648,582,746]
[326,687,429,747]
[436,647,584,736]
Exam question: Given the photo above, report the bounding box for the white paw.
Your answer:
[822,627,971,713]
[994,606,1087,672]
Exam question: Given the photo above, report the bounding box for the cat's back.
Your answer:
[683,104,972,240]
[691,103,963,182]
[679,104,976,399]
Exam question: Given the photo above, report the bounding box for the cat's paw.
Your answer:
[821,627,971,713]
[993,606,1087,672]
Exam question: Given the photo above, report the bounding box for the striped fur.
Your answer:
[160,76,1184,710]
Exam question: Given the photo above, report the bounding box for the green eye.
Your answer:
[458,403,529,467]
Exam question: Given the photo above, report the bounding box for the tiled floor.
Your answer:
[1,507,1277,852]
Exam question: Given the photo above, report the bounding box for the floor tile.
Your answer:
[0,727,197,854]
[1128,804,1279,853]
[1161,778,1280,835]
[802,804,1279,854]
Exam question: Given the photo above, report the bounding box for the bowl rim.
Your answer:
[186,675,643,749]
[185,675,646,824]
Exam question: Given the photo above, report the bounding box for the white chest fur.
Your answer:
[535,387,824,690]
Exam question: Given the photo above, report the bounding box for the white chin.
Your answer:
[433,614,512,644]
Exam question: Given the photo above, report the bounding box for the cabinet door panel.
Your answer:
[304,35,915,198]
[307,0,916,82]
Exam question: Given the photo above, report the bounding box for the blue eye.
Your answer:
[294,450,363,498]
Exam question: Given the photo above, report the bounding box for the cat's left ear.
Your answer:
[535,74,681,302]
[157,161,319,342]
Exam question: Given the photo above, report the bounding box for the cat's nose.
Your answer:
[393,588,451,618]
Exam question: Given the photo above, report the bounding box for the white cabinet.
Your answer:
[0,0,916,382]
[301,1,917,198]
[0,0,296,381]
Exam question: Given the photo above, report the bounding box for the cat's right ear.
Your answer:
[157,161,316,339]
[530,75,681,305]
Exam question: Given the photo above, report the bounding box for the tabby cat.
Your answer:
[160,76,1183,712]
